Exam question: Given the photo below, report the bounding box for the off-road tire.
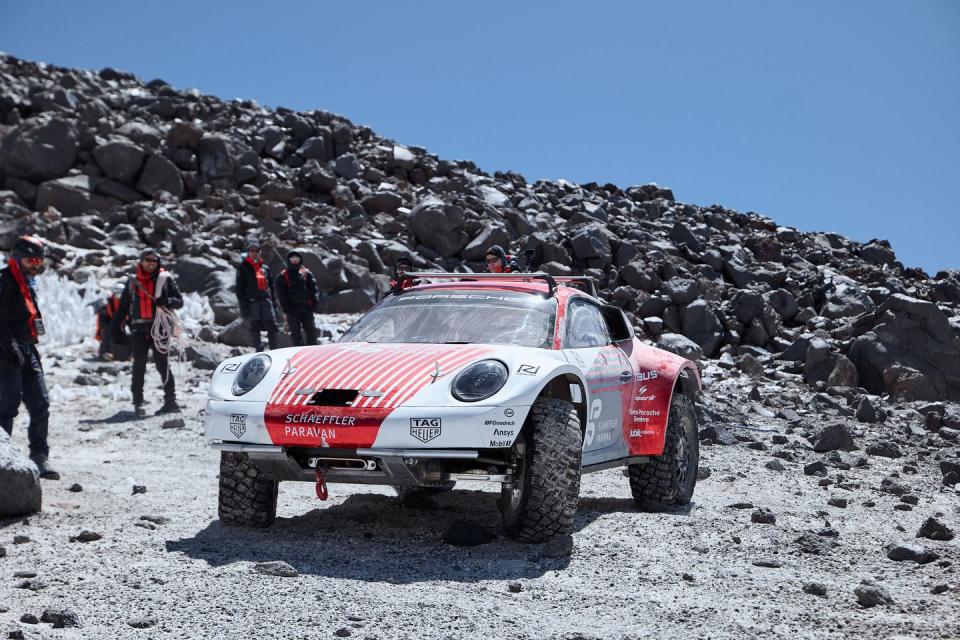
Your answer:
[628,393,699,511]
[499,397,582,542]
[218,452,278,527]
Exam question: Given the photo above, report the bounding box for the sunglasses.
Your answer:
[22,257,44,265]
[142,257,160,263]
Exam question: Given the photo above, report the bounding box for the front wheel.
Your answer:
[628,393,699,511]
[499,397,582,542]
[218,452,278,527]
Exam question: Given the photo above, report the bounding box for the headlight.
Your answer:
[452,360,508,402]
[232,355,271,396]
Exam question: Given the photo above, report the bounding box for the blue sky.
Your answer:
[2,0,958,272]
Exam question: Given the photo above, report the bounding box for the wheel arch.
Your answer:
[534,373,588,436]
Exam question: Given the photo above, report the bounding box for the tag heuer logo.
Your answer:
[230,414,247,438]
[410,417,441,443]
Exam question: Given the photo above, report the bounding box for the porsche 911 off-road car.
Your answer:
[205,273,701,541]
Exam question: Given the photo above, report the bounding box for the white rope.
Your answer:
[150,272,187,386]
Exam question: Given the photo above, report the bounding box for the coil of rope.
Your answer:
[151,271,187,384]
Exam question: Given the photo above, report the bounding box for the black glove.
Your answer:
[5,341,24,368]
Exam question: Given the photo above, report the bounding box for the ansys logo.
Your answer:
[410,418,441,443]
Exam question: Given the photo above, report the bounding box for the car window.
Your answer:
[565,299,610,348]
[340,289,557,348]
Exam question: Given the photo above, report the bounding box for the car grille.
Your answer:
[308,389,359,407]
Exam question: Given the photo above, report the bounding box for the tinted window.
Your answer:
[565,299,610,348]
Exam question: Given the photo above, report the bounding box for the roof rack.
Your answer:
[405,272,598,298]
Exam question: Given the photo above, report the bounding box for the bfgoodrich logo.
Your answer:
[230,414,247,438]
[410,417,441,443]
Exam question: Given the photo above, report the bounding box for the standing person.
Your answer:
[236,240,281,351]
[0,235,58,479]
[95,285,126,361]
[388,256,419,295]
[276,249,319,346]
[112,249,183,418]
[484,245,518,273]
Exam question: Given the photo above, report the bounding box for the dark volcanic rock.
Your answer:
[917,517,954,541]
[0,115,78,182]
[810,424,856,452]
[855,581,894,608]
[0,432,41,517]
[885,542,939,564]
[849,294,960,401]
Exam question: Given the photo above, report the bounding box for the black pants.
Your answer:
[286,306,317,346]
[244,299,280,351]
[131,332,175,406]
[0,343,50,458]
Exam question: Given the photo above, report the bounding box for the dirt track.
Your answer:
[1,349,958,640]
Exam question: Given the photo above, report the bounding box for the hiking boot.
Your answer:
[155,399,181,416]
[30,455,60,480]
[134,404,147,418]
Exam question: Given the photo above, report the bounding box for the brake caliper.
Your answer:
[315,467,329,501]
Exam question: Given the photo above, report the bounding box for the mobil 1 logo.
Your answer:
[410,418,441,443]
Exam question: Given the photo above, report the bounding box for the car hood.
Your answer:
[267,342,546,409]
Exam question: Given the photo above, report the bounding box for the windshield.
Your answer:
[340,289,557,348]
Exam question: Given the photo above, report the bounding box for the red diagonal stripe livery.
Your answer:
[264,344,492,447]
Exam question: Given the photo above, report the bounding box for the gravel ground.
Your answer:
[1,350,958,640]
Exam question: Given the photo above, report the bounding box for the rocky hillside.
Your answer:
[1,53,959,404]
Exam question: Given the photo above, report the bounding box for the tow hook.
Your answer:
[315,467,329,501]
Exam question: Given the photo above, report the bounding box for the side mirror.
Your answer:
[600,305,635,343]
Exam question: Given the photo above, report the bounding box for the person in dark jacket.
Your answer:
[0,235,57,479]
[276,250,319,346]
[485,245,518,273]
[112,249,184,418]
[388,256,419,296]
[236,240,281,351]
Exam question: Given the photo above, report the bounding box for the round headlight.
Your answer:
[232,354,272,396]
[452,360,509,402]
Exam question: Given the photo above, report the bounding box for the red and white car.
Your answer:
[205,273,701,541]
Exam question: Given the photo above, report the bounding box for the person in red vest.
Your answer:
[387,256,420,296]
[236,240,281,351]
[0,235,58,479]
[95,284,128,361]
[276,250,319,346]
[111,249,183,418]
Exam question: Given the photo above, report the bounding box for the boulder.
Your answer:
[198,134,235,179]
[360,191,403,215]
[820,270,876,320]
[0,115,78,182]
[318,288,377,314]
[810,423,856,452]
[408,197,470,258]
[92,141,145,184]
[35,176,117,216]
[136,153,183,198]
[462,225,512,262]
[680,299,723,358]
[849,294,960,401]
[0,431,41,517]
[569,224,613,268]
[656,333,703,361]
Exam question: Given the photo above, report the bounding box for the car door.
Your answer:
[562,298,633,464]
